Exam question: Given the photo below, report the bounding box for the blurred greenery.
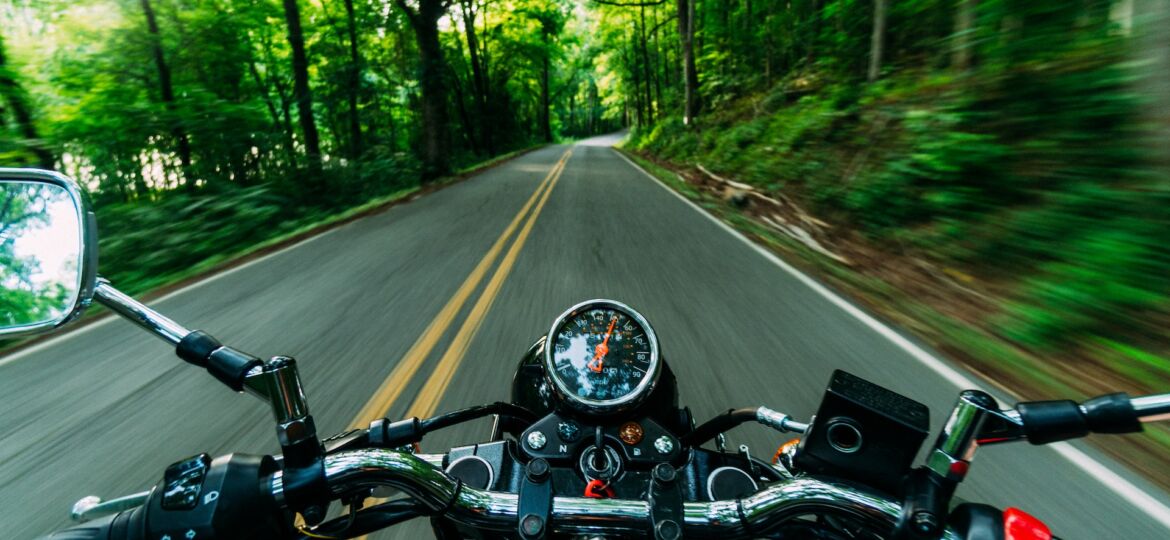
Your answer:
[0,0,626,296]
[614,0,1170,391]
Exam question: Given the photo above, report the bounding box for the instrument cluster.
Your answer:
[544,299,661,414]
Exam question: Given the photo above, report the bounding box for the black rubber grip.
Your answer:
[37,506,144,540]
[207,346,263,391]
[176,330,222,367]
[1016,400,1089,445]
[368,417,422,447]
[1081,393,1142,434]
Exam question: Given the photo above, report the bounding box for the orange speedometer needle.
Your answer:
[587,317,617,373]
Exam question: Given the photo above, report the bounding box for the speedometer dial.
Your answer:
[545,299,660,413]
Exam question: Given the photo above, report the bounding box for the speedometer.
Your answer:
[544,299,661,413]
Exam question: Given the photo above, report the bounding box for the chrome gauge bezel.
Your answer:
[543,299,662,414]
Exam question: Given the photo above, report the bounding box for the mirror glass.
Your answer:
[0,180,83,331]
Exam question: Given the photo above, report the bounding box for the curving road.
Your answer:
[1,134,1167,538]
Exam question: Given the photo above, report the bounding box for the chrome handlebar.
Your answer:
[1132,394,1170,423]
[270,448,962,539]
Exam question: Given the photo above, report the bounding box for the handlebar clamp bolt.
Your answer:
[656,519,681,540]
[653,463,676,483]
[527,458,551,482]
[912,511,940,535]
[520,514,544,537]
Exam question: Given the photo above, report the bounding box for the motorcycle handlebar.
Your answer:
[270,448,963,539]
[1132,394,1170,423]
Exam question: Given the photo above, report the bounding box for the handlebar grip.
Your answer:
[1017,393,1141,444]
[1081,393,1141,434]
[41,454,289,540]
[37,507,145,540]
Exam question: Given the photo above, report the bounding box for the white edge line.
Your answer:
[611,148,1170,530]
[0,226,344,368]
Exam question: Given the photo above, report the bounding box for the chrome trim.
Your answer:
[282,449,962,539]
[826,422,863,454]
[1133,394,1170,423]
[244,357,309,424]
[93,279,191,345]
[756,406,810,434]
[0,170,98,338]
[416,453,444,467]
[543,299,662,414]
[705,466,758,501]
[445,455,495,490]
[684,478,962,540]
[927,390,998,481]
[578,445,622,483]
[70,491,150,522]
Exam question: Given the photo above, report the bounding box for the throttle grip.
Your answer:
[38,454,289,540]
[38,507,145,540]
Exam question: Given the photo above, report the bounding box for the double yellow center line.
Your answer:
[349,149,571,429]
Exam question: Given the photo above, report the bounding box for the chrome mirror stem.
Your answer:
[93,278,190,346]
[94,278,320,455]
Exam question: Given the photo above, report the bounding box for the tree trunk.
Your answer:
[676,0,700,124]
[247,58,298,168]
[398,0,452,180]
[450,64,479,152]
[460,0,493,153]
[0,34,53,169]
[282,0,322,164]
[1134,0,1170,171]
[808,0,821,63]
[540,23,553,143]
[868,0,887,82]
[343,0,363,160]
[141,0,193,190]
[639,6,654,121]
[541,55,552,142]
[652,6,664,116]
[952,0,977,70]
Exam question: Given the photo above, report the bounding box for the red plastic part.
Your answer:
[1004,507,1053,540]
[584,479,615,499]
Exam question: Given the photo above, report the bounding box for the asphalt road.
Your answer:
[2,134,1167,538]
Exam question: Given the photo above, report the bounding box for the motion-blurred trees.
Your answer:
[608,0,1170,391]
[0,0,618,200]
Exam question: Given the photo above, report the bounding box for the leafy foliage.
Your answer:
[612,1,1169,383]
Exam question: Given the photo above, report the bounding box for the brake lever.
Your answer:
[71,491,151,523]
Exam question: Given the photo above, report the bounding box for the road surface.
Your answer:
[2,134,1167,538]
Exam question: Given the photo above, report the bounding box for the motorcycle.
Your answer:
[2,168,1168,540]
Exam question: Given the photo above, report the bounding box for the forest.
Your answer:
[1,0,1168,483]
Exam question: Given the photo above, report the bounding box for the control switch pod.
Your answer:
[161,454,211,510]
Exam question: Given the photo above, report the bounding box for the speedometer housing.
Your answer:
[543,299,662,415]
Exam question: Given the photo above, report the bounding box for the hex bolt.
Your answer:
[520,514,544,537]
[527,458,551,482]
[656,519,681,540]
[653,463,676,483]
[912,511,940,535]
[526,430,547,451]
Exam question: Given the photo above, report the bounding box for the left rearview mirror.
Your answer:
[0,169,97,338]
